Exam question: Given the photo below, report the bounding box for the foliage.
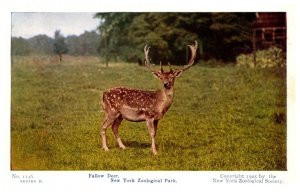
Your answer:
[95,13,138,64]
[11,56,286,170]
[11,13,256,62]
[11,30,100,56]
[65,31,100,56]
[27,35,54,55]
[95,13,256,63]
[236,46,286,68]
[209,13,255,61]
[11,37,32,55]
[12,35,54,56]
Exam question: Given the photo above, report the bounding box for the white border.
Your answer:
[1,0,299,192]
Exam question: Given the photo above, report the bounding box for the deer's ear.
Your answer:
[173,70,183,77]
[152,71,163,79]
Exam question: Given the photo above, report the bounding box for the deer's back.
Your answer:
[103,87,159,112]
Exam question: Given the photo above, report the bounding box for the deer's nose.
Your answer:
[164,82,172,89]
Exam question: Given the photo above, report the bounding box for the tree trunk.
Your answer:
[59,54,62,62]
[252,30,257,68]
[105,57,109,67]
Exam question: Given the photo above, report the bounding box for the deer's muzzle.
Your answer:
[164,82,172,89]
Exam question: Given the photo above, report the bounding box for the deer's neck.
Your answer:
[161,87,174,100]
[157,87,174,114]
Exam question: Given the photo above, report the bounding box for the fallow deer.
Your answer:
[101,41,198,155]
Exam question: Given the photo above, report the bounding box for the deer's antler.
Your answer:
[175,41,198,72]
[145,41,198,73]
[144,45,157,72]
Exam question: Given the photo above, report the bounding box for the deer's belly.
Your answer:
[120,107,146,122]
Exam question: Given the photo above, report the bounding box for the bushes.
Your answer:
[236,47,286,68]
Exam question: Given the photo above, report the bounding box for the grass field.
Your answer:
[11,55,286,170]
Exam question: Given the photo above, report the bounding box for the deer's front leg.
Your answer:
[146,119,158,155]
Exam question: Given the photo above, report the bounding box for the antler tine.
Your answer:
[144,45,156,72]
[168,62,173,73]
[160,61,163,73]
[178,40,198,72]
[187,41,198,65]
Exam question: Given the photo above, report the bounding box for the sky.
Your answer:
[11,12,100,38]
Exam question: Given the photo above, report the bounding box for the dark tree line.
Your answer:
[95,12,256,63]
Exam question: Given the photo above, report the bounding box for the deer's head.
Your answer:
[144,41,198,90]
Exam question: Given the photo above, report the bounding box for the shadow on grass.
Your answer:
[123,140,150,149]
[123,140,209,150]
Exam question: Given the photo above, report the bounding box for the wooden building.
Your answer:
[252,12,286,50]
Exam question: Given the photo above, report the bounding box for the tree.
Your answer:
[65,31,100,56]
[65,35,80,55]
[208,13,255,61]
[95,13,138,65]
[53,30,68,62]
[27,34,54,55]
[11,31,100,57]
[79,31,100,55]
[11,37,32,55]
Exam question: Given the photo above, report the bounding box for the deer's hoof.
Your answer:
[152,150,158,156]
[119,145,126,150]
[103,147,109,151]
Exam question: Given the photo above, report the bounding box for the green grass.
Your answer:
[11,55,286,170]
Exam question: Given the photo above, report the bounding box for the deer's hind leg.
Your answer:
[112,115,126,149]
[101,113,119,151]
